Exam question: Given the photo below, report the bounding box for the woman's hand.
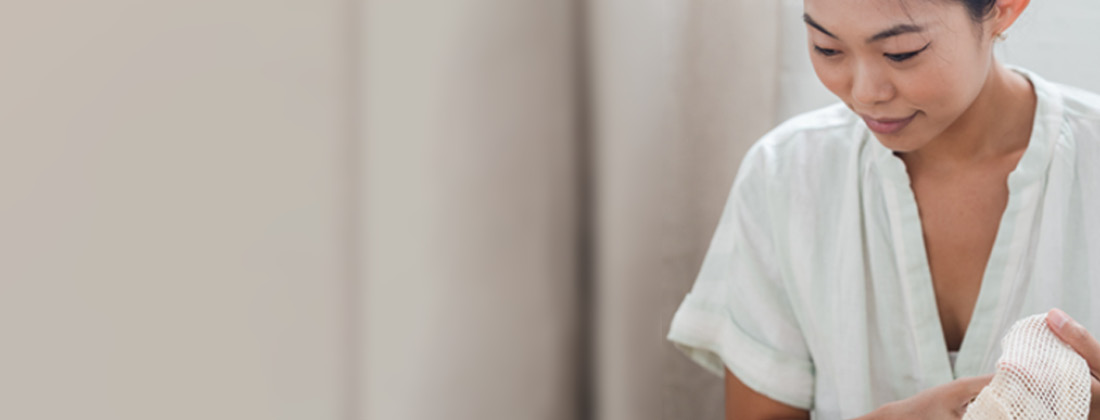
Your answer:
[1045,308,1100,420]
[859,374,992,420]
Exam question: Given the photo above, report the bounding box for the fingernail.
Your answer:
[1049,308,1071,330]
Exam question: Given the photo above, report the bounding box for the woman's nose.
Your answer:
[851,64,895,106]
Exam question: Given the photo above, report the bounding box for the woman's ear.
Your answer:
[989,0,1031,37]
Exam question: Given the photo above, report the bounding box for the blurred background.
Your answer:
[2,0,1098,419]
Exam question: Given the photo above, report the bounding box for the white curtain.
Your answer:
[361,0,783,419]
[362,1,585,419]
[588,1,780,419]
[0,1,352,419]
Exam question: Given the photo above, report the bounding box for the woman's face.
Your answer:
[803,0,997,151]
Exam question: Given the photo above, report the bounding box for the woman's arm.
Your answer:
[725,368,810,420]
[855,375,991,420]
[725,368,990,420]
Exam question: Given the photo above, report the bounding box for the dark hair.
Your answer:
[957,0,997,22]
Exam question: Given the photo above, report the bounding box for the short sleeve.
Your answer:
[666,142,815,410]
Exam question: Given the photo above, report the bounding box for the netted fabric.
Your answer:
[962,314,1091,420]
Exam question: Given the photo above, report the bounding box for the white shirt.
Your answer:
[665,66,1100,419]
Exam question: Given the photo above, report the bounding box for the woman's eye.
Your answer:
[884,42,931,62]
[814,46,840,57]
[884,51,918,62]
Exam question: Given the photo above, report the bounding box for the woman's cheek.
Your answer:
[811,60,850,101]
[906,64,963,110]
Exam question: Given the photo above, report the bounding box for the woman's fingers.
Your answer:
[957,374,994,396]
[1047,308,1100,379]
[953,374,993,404]
[945,374,993,416]
[1090,377,1100,413]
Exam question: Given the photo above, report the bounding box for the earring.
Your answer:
[995,32,1008,41]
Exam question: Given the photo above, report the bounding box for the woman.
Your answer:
[665,0,1100,418]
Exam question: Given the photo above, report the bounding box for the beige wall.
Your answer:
[0,2,352,419]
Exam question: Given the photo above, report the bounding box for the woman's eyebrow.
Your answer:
[803,13,838,39]
[868,24,925,42]
[803,13,926,43]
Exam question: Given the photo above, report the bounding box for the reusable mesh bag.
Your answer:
[962,313,1091,420]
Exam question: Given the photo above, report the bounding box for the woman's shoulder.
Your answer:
[1035,77,1100,153]
[742,102,868,174]
[759,102,862,147]
[1052,81,1100,122]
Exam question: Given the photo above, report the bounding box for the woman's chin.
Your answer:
[870,131,931,154]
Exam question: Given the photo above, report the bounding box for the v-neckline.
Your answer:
[869,66,1058,384]
[883,160,1022,382]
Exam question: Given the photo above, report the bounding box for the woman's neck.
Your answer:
[902,62,1037,169]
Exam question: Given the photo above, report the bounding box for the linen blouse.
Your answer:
[666,66,1100,418]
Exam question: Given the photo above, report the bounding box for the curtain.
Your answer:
[362,1,782,419]
[362,1,585,419]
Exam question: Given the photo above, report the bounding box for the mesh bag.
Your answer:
[962,313,1091,420]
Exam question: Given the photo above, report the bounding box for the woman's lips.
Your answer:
[861,112,917,135]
